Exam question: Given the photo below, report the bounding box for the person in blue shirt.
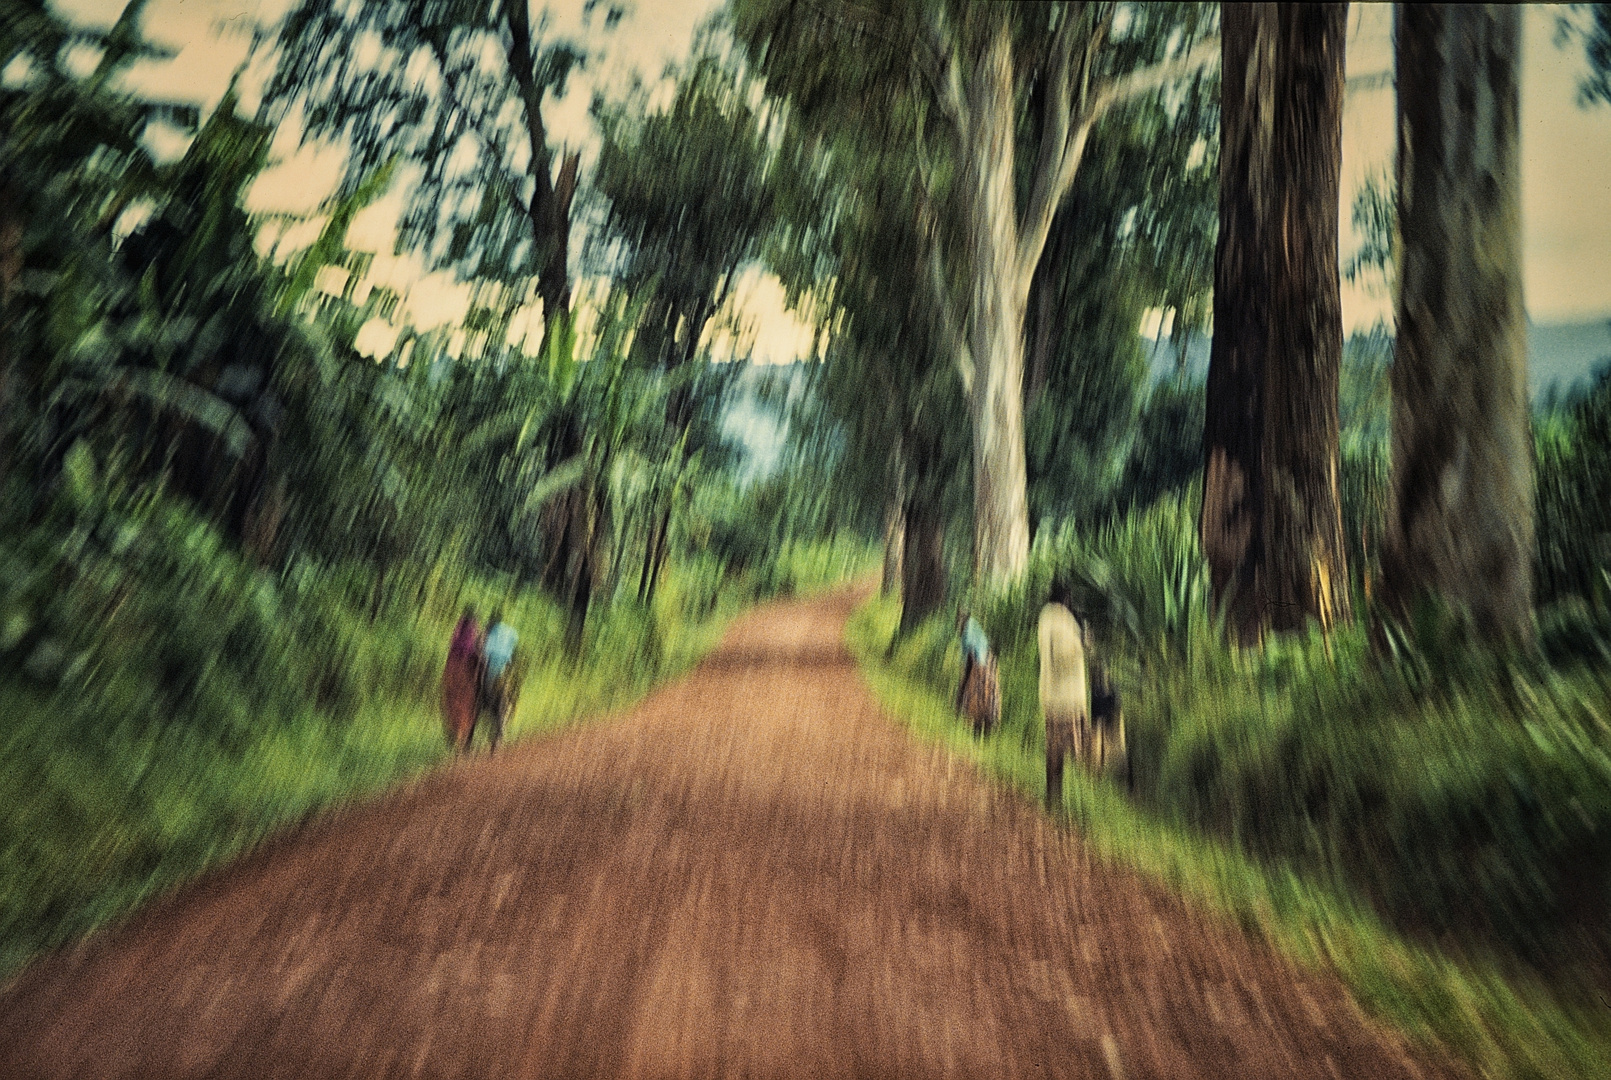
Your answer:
[479,611,519,752]
[955,609,991,713]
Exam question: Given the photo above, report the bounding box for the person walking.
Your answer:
[480,611,519,753]
[955,608,1000,735]
[1038,586,1087,811]
[955,609,990,710]
[442,607,483,753]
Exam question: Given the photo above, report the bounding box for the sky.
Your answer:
[46,1,1611,362]
[1340,4,1611,329]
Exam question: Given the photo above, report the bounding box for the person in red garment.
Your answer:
[442,607,484,752]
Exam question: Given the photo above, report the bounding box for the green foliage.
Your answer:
[1535,363,1611,614]
[261,0,605,288]
[1108,373,1205,520]
[977,491,1216,669]
[1137,619,1611,965]
[590,29,774,371]
[1342,170,1397,298]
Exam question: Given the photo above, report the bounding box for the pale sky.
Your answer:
[1340,4,1611,329]
[46,1,1611,360]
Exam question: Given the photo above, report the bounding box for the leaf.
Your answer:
[523,454,588,511]
[70,367,258,458]
[63,440,99,509]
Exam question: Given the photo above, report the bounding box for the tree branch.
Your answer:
[1087,35,1220,123]
[501,0,559,226]
[1015,13,1076,295]
[423,31,510,164]
[421,29,532,223]
[1015,34,1220,299]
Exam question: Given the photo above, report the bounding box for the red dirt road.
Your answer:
[0,591,1461,1079]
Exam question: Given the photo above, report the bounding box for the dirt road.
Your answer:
[0,590,1461,1079]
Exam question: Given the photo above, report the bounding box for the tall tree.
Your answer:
[733,1,1217,587]
[1201,2,1350,645]
[1380,5,1532,644]
[263,0,620,343]
[590,33,775,602]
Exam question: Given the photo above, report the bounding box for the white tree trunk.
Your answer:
[964,25,1032,587]
[881,451,906,597]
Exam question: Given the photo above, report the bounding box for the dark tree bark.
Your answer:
[0,174,20,487]
[1381,5,1532,645]
[898,494,946,637]
[1024,204,1070,412]
[1202,2,1351,646]
[502,0,578,341]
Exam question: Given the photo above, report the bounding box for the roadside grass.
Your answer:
[0,539,873,984]
[848,593,1611,1080]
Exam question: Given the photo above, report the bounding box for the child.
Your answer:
[480,610,519,752]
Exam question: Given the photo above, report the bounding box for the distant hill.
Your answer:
[1143,317,1611,402]
[1530,320,1611,401]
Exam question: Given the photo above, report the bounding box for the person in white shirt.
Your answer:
[1038,585,1087,811]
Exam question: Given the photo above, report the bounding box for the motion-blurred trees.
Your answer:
[1201,3,1350,645]
[740,10,971,634]
[0,0,195,499]
[1561,3,1611,108]
[1024,59,1217,536]
[590,32,774,603]
[733,0,1217,588]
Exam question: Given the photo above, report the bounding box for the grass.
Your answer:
[0,544,786,984]
[847,592,1611,1080]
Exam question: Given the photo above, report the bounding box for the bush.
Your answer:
[904,484,1611,967]
[1535,367,1611,609]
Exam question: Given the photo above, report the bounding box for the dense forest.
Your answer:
[4,2,1611,1077]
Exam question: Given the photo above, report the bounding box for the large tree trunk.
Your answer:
[1381,6,1532,645]
[963,24,1032,588]
[898,494,946,636]
[1202,3,1351,646]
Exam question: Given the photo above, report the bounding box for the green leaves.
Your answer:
[523,454,588,512]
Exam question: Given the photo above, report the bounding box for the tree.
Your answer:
[1560,4,1611,108]
[0,0,195,493]
[769,120,968,635]
[1201,2,1350,645]
[262,0,622,344]
[733,1,1217,588]
[589,32,776,602]
[1379,5,1533,645]
[1022,68,1217,535]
